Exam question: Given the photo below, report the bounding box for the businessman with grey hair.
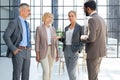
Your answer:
[3,3,31,80]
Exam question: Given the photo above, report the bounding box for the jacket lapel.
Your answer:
[72,23,78,37]
[90,13,98,17]
[65,23,78,39]
[42,24,48,44]
[17,17,23,35]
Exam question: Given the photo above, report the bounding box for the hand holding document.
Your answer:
[80,35,88,40]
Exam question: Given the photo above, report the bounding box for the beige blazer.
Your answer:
[35,24,58,60]
[85,13,107,59]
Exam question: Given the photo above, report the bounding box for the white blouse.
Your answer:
[65,28,74,45]
[46,26,52,45]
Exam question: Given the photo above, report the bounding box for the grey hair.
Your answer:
[19,3,29,11]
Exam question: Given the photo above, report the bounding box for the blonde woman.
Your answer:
[35,12,58,80]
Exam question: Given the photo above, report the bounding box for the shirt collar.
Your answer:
[90,11,97,16]
[19,16,26,22]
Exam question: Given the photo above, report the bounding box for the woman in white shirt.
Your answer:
[59,10,83,80]
[35,12,59,80]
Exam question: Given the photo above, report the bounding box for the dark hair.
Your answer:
[19,3,29,8]
[84,0,96,10]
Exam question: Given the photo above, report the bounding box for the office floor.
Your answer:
[0,57,120,80]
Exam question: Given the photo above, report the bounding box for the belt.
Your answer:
[18,46,29,49]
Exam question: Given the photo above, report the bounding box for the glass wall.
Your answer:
[1,0,120,58]
[106,0,120,57]
[0,0,20,56]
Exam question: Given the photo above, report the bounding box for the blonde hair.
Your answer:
[42,12,54,22]
[68,10,77,17]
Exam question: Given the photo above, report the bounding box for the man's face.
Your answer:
[26,7,31,17]
[84,7,89,16]
[23,6,31,18]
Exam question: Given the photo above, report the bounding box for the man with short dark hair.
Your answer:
[81,0,107,80]
[3,3,31,80]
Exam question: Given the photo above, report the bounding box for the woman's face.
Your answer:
[68,12,76,23]
[45,16,53,25]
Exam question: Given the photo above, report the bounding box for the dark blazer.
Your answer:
[3,17,30,57]
[60,23,83,52]
[85,13,107,59]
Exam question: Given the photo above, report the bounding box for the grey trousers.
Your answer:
[86,57,102,80]
[64,45,79,80]
[12,49,31,80]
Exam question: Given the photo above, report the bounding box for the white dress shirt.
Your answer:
[46,26,52,45]
[65,28,74,45]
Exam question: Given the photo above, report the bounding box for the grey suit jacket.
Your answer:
[60,23,84,52]
[85,13,107,59]
[3,17,30,57]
